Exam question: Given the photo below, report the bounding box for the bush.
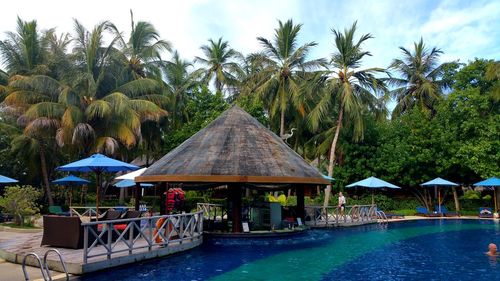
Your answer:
[0,185,42,226]
[462,190,481,200]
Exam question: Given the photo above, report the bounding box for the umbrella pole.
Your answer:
[96,172,101,220]
[494,187,498,213]
[372,190,374,205]
[69,187,72,216]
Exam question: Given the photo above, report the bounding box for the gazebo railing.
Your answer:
[81,211,203,263]
[197,203,226,221]
[305,204,377,226]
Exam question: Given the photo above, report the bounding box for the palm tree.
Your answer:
[162,51,200,128]
[113,10,171,80]
[388,38,451,117]
[194,37,242,93]
[0,17,51,76]
[306,22,387,207]
[253,19,324,137]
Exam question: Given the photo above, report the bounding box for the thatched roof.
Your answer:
[136,105,328,185]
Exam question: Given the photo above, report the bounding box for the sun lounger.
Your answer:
[416,206,440,217]
[113,210,143,231]
[97,209,122,221]
[479,207,493,218]
[436,206,459,217]
[376,208,405,219]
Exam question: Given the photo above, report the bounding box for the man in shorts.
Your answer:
[338,192,346,215]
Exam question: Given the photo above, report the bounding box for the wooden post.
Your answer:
[296,185,305,221]
[495,187,499,213]
[228,185,242,233]
[134,182,141,211]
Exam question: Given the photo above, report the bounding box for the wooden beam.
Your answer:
[228,185,242,233]
[134,183,141,211]
[135,175,329,185]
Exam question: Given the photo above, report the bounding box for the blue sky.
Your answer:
[1,0,499,70]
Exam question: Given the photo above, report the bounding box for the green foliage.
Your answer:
[0,185,42,226]
[462,190,481,200]
[0,16,498,212]
[162,86,229,152]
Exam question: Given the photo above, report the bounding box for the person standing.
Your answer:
[338,192,346,215]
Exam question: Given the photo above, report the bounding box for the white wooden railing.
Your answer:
[82,211,203,263]
[70,206,132,219]
[197,203,226,221]
[305,204,377,226]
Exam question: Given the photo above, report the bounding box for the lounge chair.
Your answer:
[376,208,405,219]
[416,206,440,217]
[48,205,70,216]
[479,207,493,218]
[436,206,460,217]
[97,209,122,221]
[113,210,143,231]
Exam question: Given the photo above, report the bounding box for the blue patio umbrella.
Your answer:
[52,174,91,211]
[474,177,500,212]
[57,154,139,216]
[421,177,459,213]
[346,176,400,204]
[0,175,18,184]
[52,174,91,185]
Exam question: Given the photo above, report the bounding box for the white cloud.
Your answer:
[0,0,498,68]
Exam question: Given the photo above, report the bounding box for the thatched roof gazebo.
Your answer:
[136,105,328,232]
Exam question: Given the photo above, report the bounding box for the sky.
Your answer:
[1,0,499,71]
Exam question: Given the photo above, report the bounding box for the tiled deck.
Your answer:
[0,230,202,275]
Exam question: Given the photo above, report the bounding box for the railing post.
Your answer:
[148,217,153,251]
[107,223,112,260]
[179,215,184,243]
[129,221,134,255]
[83,225,88,264]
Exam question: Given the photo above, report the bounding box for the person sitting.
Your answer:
[486,243,498,257]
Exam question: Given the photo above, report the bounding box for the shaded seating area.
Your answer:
[41,208,143,249]
[136,106,329,233]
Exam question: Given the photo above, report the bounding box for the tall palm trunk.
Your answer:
[452,186,460,212]
[323,105,344,207]
[39,144,54,206]
[280,108,285,137]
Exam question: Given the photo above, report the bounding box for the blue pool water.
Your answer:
[80,220,500,281]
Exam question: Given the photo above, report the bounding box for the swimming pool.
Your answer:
[80,220,500,281]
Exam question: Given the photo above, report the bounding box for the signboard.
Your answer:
[242,222,250,233]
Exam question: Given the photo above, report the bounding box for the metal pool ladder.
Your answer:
[22,249,69,281]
